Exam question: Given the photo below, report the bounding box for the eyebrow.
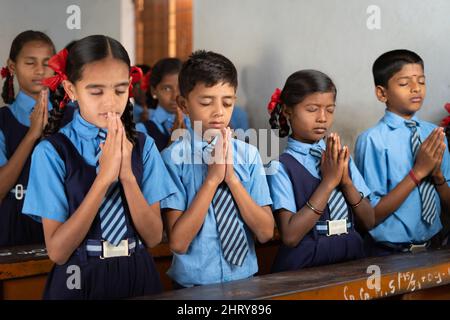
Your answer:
[85,82,129,89]
[396,75,425,80]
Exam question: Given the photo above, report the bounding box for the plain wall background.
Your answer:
[193,0,450,151]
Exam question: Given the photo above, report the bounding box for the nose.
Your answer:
[212,102,224,118]
[317,108,327,123]
[410,80,421,93]
[35,63,45,76]
[102,91,116,110]
[171,86,180,101]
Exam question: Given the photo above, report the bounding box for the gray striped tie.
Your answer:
[405,120,438,224]
[204,140,248,266]
[96,129,128,246]
[309,146,349,220]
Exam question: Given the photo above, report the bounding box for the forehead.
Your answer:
[392,63,424,79]
[188,82,236,98]
[78,58,129,83]
[17,41,54,58]
[299,92,336,106]
[158,72,179,84]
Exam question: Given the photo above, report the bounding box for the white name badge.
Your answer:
[327,219,348,236]
[101,239,129,259]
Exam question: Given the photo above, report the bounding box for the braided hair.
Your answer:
[44,35,138,144]
[1,30,55,104]
[268,70,337,138]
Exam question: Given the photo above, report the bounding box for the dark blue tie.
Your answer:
[96,129,128,246]
[405,120,438,224]
[204,140,248,266]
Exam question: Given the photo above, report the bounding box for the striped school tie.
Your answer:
[405,120,438,224]
[96,129,128,246]
[309,146,349,220]
[204,140,249,266]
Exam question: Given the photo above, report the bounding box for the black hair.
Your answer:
[178,50,237,98]
[2,30,55,104]
[147,58,182,109]
[372,49,424,87]
[269,70,337,138]
[44,35,137,144]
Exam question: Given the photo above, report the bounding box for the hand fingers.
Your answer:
[428,128,445,155]
[326,134,333,160]
[331,134,339,161]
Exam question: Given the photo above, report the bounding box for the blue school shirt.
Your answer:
[22,109,176,223]
[136,105,191,136]
[160,128,272,287]
[0,91,52,166]
[354,110,450,243]
[230,106,250,131]
[267,137,371,214]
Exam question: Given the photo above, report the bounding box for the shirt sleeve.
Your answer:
[22,140,69,223]
[247,146,273,207]
[266,160,296,213]
[0,129,7,166]
[160,146,188,211]
[442,138,450,187]
[348,156,372,198]
[141,134,177,205]
[354,132,387,207]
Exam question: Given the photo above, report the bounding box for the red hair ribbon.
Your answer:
[129,66,144,98]
[42,48,68,91]
[267,88,282,114]
[1,67,11,79]
[441,103,450,127]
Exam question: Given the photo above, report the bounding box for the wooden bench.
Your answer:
[137,247,450,300]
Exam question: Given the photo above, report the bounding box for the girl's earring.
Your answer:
[153,95,157,99]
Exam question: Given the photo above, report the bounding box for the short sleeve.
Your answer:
[348,157,371,198]
[22,140,69,223]
[160,146,188,211]
[354,133,387,207]
[141,134,177,205]
[266,160,296,213]
[247,146,272,207]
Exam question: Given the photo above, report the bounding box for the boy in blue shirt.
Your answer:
[161,50,274,288]
[355,49,450,256]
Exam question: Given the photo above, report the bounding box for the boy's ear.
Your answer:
[375,85,388,103]
[176,95,189,115]
[150,87,157,99]
[7,59,16,75]
[62,80,76,100]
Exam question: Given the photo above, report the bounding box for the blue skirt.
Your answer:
[43,247,162,300]
[0,193,44,247]
[271,230,365,272]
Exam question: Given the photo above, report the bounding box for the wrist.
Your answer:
[205,175,222,188]
[411,167,426,181]
[408,169,421,186]
[24,131,40,143]
[225,174,240,188]
[120,174,137,185]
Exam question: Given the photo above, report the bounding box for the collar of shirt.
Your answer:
[71,109,106,140]
[285,136,326,179]
[382,109,421,130]
[10,90,52,127]
[151,105,175,123]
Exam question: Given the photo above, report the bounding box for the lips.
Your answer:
[209,122,224,128]
[410,97,422,103]
[313,128,327,134]
[32,79,43,85]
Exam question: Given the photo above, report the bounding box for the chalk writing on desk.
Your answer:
[343,265,450,300]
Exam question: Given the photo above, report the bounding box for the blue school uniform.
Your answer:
[160,128,272,287]
[22,110,176,299]
[355,110,450,255]
[136,105,191,151]
[267,137,371,272]
[0,91,74,247]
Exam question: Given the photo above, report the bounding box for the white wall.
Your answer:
[193,0,450,150]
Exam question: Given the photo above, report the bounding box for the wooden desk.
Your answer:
[0,238,279,300]
[138,248,450,300]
